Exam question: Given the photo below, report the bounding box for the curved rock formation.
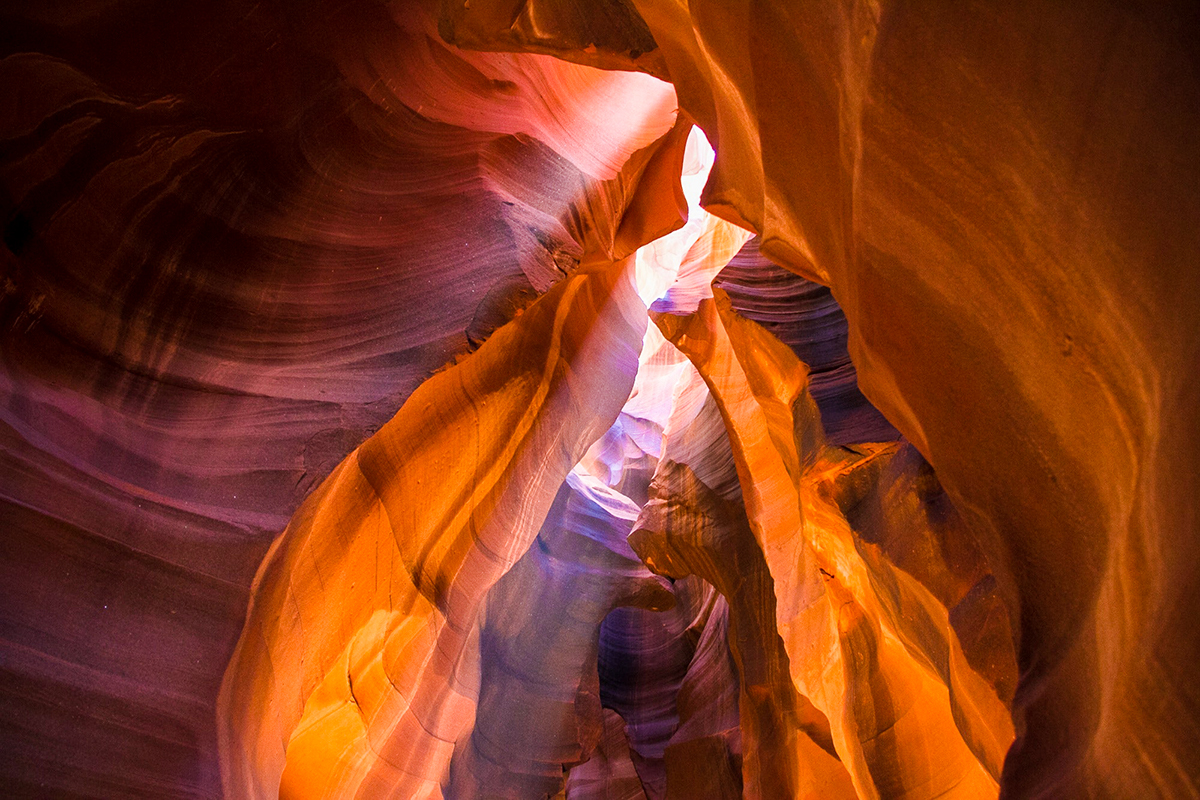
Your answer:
[2,0,1198,798]
[224,256,648,799]
[444,1,1200,797]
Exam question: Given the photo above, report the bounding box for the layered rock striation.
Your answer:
[2,0,1198,798]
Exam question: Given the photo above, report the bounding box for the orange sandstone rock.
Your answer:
[219,257,648,798]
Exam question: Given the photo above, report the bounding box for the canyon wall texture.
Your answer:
[2,0,1198,798]
[0,1,676,794]
[448,1,1200,796]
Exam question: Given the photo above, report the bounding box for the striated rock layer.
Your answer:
[445,1,1200,797]
[2,0,1198,798]
[223,255,649,799]
[1,1,678,795]
[219,107,1017,798]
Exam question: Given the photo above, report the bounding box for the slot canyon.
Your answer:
[1,1,1197,798]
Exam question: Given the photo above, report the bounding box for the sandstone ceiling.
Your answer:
[1,1,1197,799]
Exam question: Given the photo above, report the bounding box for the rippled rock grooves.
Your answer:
[2,1,1197,798]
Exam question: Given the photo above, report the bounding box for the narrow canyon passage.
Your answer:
[2,1,1198,799]
[220,124,1017,799]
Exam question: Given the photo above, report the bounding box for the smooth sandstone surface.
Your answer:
[1,1,675,794]
[2,0,1197,798]
[448,1,1200,796]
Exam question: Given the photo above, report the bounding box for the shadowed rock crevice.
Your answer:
[2,1,1197,798]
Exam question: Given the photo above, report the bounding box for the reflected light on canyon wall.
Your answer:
[1,1,1198,799]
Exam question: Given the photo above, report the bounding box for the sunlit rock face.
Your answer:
[218,123,1017,799]
[3,1,1198,799]
[1,1,676,795]
[442,1,1200,798]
